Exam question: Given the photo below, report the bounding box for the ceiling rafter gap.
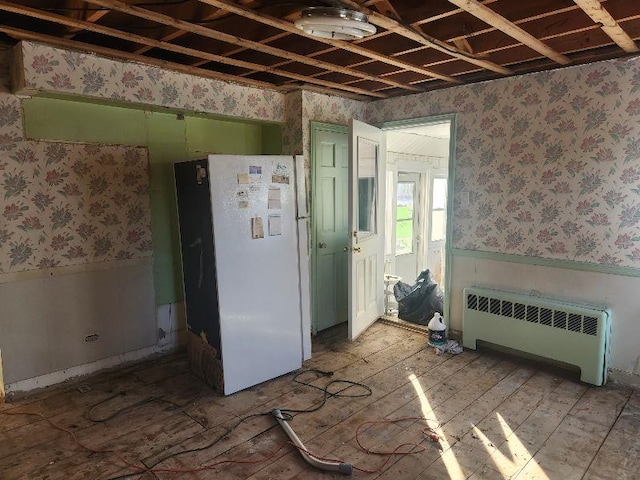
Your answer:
[372,4,585,64]
[81,0,424,89]
[0,25,277,90]
[469,17,639,59]
[234,58,421,92]
[2,1,384,98]
[339,0,511,74]
[270,62,420,92]
[196,0,462,83]
[223,32,291,57]
[389,4,611,70]
[134,7,233,55]
[422,13,640,70]
[573,0,639,52]
[371,0,402,21]
[411,0,500,26]
[448,5,583,42]
[445,0,571,64]
[63,5,110,38]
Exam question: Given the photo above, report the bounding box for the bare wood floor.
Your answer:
[1,322,638,480]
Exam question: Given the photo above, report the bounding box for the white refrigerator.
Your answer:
[175,155,311,395]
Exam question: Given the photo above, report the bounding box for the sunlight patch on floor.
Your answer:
[409,373,465,479]
[473,412,549,479]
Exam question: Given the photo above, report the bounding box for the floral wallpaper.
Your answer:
[15,41,286,123]
[283,91,303,156]
[10,39,640,269]
[1,46,152,275]
[301,90,367,164]
[369,57,640,269]
[0,141,153,273]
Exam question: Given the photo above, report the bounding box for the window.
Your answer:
[431,177,447,242]
[357,138,377,235]
[396,181,415,255]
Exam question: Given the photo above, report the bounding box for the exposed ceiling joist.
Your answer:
[339,0,512,75]
[573,0,639,53]
[0,0,637,100]
[446,0,571,65]
[0,25,277,90]
[79,0,421,95]
[0,1,384,98]
[196,0,462,84]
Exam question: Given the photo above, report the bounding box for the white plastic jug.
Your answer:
[427,312,446,347]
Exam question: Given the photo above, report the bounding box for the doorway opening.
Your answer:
[382,119,452,329]
[310,116,454,336]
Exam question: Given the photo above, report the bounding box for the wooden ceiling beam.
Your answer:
[134,7,231,55]
[573,0,639,53]
[0,1,384,98]
[196,0,462,83]
[0,25,276,90]
[445,0,571,65]
[339,0,511,74]
[80,0,422,92]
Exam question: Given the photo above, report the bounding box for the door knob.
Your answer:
[353,246,361,252]
[318,242,327,249]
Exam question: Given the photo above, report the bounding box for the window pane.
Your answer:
[432,178,447,210]
[396,181,415,255]
[357,138,377,234]
[431,210,445,241]
[396,219,413,254]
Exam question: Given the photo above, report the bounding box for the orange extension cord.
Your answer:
[3,409,441,477]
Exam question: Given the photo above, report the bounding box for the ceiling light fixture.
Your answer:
[294,7,377,41]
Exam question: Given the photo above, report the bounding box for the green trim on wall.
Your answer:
[22,96,283,305]
[452,248,640,278]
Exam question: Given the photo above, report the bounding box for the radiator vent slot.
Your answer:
[466,294,599,336]
[463,286,611,386]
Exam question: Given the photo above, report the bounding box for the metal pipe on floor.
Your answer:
[272,408,353,475]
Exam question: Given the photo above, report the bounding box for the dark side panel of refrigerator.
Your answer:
[174,160,223,390]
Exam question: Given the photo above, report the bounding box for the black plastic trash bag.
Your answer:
[393,269,443,325]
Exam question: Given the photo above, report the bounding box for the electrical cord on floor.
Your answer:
[87,391,187,423]
[101,368,372,479]
[4,368,435,479]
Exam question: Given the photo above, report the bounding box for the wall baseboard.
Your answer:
[4,330,188,399]
[608,369,640,388]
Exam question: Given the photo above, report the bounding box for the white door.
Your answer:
[348,119,386,340]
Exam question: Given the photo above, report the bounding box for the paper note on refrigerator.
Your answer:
[237,173,249,184]
[268,187,281,209]
[251,216,264,239]
[269,215,282,236]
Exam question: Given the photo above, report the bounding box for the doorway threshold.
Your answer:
[379,315,428,335]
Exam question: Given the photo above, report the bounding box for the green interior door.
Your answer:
[312,124,349,332]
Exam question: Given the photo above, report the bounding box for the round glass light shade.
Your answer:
[294,8,377,41]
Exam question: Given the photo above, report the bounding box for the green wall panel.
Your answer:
[22,96,282,306]
[261,123,283,154]
[146,112,187,305]
[23,97,147,145]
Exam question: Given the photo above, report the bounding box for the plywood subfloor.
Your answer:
[1,322,638,480]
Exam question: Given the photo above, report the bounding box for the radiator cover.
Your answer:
[462,287,611,386]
